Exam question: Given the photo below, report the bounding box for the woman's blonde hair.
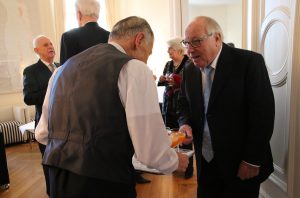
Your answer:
[167,37,186,55]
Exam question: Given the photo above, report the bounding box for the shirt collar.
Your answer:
[40,59,53,66]
[109,42,127,54]
[210,45,222,70]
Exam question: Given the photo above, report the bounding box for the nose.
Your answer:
[187,46,194,54]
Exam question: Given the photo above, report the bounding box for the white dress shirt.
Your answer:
[35,42,178,174]
[40,59,56,72]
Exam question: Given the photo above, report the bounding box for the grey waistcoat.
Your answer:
[43,44,135,184]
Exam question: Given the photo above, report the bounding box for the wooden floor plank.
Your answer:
[0,142,197,198]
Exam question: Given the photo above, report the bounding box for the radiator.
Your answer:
[0,121,34,145]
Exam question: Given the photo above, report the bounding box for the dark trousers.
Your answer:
[38,143,50,196]
[49,166,136,198]
[0,132,9,185]
[197,157,260,198]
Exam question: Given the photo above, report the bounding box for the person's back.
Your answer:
[45,44,134,184]
[60,0,109,64]
[40,16,190,198]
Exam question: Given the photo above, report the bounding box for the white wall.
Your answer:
[0,0,57,122]
[188,3,242,48]
[118,0,172,78]
[0,0,174,120]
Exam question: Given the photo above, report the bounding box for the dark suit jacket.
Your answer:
[178,43,275,183]
[23,60,58,127]
[60,22,110,65]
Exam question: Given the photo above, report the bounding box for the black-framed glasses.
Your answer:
[181,33,214,48]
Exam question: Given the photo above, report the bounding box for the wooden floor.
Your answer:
[0,142,197,198]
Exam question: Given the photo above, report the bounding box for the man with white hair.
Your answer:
[60,0,109,65]
[23,35,58,196]
[178,16,274,198]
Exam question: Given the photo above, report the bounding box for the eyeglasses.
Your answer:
[181,33,214,48]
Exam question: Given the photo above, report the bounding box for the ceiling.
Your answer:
[189,0,241,6]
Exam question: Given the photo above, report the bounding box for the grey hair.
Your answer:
[196,16,224,41]
[109,16,154,44]
[75,0,100,19]
[167,37,186,55]
[33,35,46,48]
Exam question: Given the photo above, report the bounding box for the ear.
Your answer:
[214,32,222,43]
[133,32,145,48]
[77,10,83,26]
[34,48,39,54]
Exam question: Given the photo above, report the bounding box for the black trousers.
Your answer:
[38,143,50,196]
[0,132,9,186]
[197,157,260,198]
[49,166,136,198]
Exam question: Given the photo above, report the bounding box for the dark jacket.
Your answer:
[60,22,110,65]
[23,60,58,127]
[178,43,275,182]
[158,55,189,128]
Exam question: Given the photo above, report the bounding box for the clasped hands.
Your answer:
[159,75,176,87]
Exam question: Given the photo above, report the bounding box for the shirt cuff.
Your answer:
[242,160,260,167]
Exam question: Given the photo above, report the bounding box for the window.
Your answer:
[64,0,108,31]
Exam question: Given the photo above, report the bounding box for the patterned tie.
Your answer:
[202,66,214,162]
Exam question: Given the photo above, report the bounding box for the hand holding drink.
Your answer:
[168,128,194,162]
[170,131,187,148]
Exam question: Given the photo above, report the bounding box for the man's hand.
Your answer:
[179,124,193,145]
[237,161,260,180]
[175,152,189,172]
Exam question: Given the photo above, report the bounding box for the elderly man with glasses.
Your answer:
[178,16,275,198]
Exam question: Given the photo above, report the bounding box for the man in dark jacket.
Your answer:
[59,0,109,65]
[178,16,275,198]
[23,35,58,196]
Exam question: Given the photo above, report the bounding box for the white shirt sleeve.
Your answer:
[35,54,179,174]
[118,59,178,174]
[35,68,60,145]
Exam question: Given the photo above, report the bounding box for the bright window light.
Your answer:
[64,0,108,31]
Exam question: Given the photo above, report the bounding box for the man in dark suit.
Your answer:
[178,16,275,198]
[23,35,58,196]
[59,0,109,65]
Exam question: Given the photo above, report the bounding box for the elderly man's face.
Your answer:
[184,21,221,68]
[34,37,55,61]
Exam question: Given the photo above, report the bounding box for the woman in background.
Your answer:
[158,37,193,179]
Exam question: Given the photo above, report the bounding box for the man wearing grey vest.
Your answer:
[35,16,190,198]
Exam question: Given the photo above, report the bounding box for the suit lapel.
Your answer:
[208,44,233,110]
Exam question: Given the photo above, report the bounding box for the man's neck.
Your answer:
[41,58,54,64]
[80,17,98,27]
